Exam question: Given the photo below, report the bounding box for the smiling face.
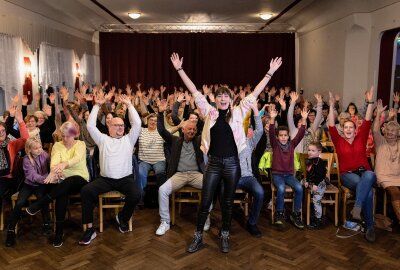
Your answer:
[215,87,232,110]
[343,121,356,140]
[26,116,38,130]
[147,115,157,131]
[277,130,289,145]
[109,117,125,138]
[383,122,400,142]
[30,142,43,157]
[182,121,197,142]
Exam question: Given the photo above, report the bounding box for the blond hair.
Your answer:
[25,137,42,165]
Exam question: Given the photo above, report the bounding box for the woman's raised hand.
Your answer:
[170,52,183,70]
[269,57,283,74]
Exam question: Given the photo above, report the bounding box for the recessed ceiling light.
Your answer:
[128,12,141,19]
[259,13,273,20]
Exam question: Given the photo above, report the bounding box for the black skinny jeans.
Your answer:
[31,175,87,234]
[196,156,241,232]
[8,183,50,230]
[80,174,141,224]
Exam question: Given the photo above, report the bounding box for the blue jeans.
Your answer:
[138,160,166,191]
[341,170,376,229]
[273,174,303,212]
[237,176,264,225]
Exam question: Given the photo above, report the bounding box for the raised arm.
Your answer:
[170,53,198,95]
[251,57,282,98]
[120,95,141,144]
[373,99,386,136]
[156,99,174,145]
[249,100,263,148]
[311,93,323,132]
[327,92,336,127]
[87,94,106,145]
[364,86,375,121]
[287,91,298,133]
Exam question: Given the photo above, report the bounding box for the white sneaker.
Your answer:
[267,199,272,210]
[204,216,211,231]
[155,221,170,236]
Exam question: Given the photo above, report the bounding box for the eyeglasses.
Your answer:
[112,124,125,128]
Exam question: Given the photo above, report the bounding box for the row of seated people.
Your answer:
[1,63,399,252]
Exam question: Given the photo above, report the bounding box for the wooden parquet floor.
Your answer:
[0,205,399,270]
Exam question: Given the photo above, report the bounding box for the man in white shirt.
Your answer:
[79,94,142,245]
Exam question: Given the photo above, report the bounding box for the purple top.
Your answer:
[23,151,50,186]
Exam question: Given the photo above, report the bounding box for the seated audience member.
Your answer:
[26,122,89,248]
[138,113,166,191]
[0,107,28,207]
[155,100,210,236]
[302,142,327,229]
[373,100,400,222]
[327,89,376,242]
[237,100,264,237]
[269,106,308,229]
[5,138,51,247]
[79,94,142,245]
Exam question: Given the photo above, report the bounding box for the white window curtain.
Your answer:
[0,34,24,110]
[39,43,75,93]
[80,53,100,86]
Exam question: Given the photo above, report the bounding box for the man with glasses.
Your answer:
[79,94,142,245]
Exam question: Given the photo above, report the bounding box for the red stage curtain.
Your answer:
[100,33,295,92]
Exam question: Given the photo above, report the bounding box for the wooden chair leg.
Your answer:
[99,197,104,233]
[383,191,387,217]
[1,200,5,231]
[244,193,249,217]
[342,195,347,224]
[334,193,339,227]
[171,192,176,226]
[271,192,275,224]
[306,190,311,226]
[128,217,133,232]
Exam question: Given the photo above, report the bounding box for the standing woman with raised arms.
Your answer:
[170,53,282,253]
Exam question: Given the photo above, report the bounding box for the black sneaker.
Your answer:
[246,221,262,238]
[187,231,203,253]
[290,211,305,229]
[115,213,129,233]
[274,211,285,225]
[307,217,322,230]
[53,233,64,248]
[42,223,52,236]
[5,230,16,247]
[365,228,376,243]
[79,227,97,245]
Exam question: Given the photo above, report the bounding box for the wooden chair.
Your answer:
[259,169,271,190]
[270,181,296,224]
[300,153,339,226]
[42,143,53,155]
[98,191,133,232]
[0,200,4,231]
[234,188,249,217]
[11,192,55,234]
[171,186,202,225]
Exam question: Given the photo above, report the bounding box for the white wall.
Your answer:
[294,1,400,109]
[0,0,96,57]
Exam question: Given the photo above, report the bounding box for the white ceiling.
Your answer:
[3,0,400,33]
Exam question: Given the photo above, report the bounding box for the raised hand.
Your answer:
[394,92,400,104]
[43,105,52,116]
[301,106,309,119]
[119,94,132,105]
[314,93,323,103]
[366,86,374,102]
[277,96,286,111]
[269,108,278,119]
[160,85,166,93]
[388,108,397,119]
[376,99,387,115]
[15,109,23,123]
[11,95,19,106]
[170,52,183,70]
[177,92,185,103]
[329,92,335,107]
[157,99,168,112]
[126,84,132,95]
[22,95,28,106]
[9,105,17,117]
[184,90,191,102]
[290,91,298,104]
[95,92,106,105]
[269,57,283,74]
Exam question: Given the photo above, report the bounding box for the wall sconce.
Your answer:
[259,13,273,20]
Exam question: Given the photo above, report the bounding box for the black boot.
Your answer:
[220,230,230,253]
[5,230,16,247]
[307,216,322,230]
[187,231,203,253]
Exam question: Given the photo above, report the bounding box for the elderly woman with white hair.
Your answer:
[26,121,89,248]
[374,100,400,223]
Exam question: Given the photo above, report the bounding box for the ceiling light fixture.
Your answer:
[259,13,273,20]
[128,12,141,19]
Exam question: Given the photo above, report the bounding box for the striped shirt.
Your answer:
[138,128,165,164]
